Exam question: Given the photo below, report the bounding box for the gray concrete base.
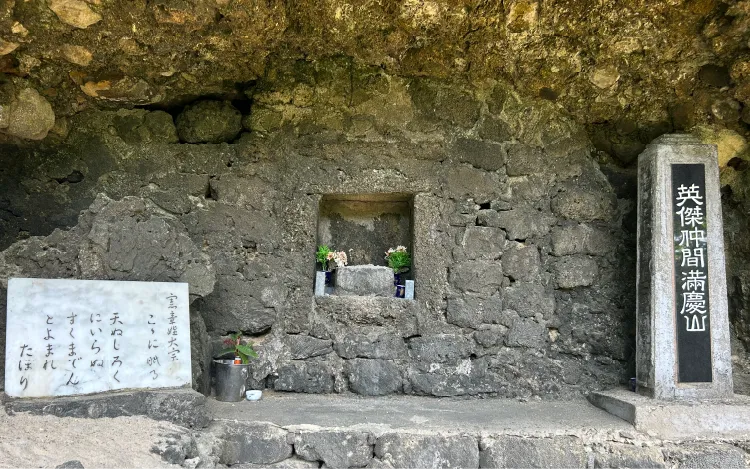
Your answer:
[2,386,209,428]
[589,387,750,439]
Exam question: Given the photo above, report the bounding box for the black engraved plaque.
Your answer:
[672,164,712,383]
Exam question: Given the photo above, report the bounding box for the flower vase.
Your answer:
[325,271,333,287]
[393,273,401,286]
[395,285,405,298]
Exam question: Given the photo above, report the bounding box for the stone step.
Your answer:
[6,389,750,468]
[190,393,748,468]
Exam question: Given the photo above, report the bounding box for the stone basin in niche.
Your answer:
[335,265,394,297]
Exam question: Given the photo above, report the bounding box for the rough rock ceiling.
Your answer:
[0,0,749,159]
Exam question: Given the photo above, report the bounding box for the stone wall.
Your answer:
[0,60,714,398]
[154,420,749,469]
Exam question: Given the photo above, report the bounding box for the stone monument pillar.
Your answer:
[635,134,732,399]
[589,134,749,438]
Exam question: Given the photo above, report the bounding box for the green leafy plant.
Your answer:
[220,331,258,364]
[316,245,331,271]
[385,245,411,273]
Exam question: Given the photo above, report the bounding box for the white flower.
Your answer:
[331,251,348,268]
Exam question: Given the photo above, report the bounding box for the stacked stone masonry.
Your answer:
[151,420,750,469]
[9,390,750,468]
[2,60,747,398]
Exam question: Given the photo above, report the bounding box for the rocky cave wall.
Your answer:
[0,59,749,398]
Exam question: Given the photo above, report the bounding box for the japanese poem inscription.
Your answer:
[671,164,712,383]
[5,278,191,398]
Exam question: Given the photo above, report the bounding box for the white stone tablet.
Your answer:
[5,278,192,398]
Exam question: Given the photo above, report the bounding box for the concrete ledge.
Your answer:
[2,387,209,428]
[207,391,630,435]
[589,388,750,439]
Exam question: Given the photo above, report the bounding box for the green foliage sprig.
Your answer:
[316,245,331,271]
[385,245,411,273]
[220,331,258,364]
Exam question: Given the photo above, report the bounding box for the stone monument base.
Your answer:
[2,387,209,428]
[589,388,750,439]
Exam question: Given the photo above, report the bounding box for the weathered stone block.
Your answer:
[551,223,614,256]
[591,444,666,468]
[408,334,475,363]
[335,333,407,359]
[450,261,504,294]
[151,431,198,465]
[479,436,586,468]
[295,431,373,469]
[345,359,403,395]
[218,422,292,465]
[496,208,554,240]
[664,443,745,469]
[476,209,502,227]
[55,461,85,469]
[452,137,506,171]
[474,325,507,347]
[449,212,480,226]
[490,200,512,211]
[479,115,514,142]
[456,226,507,260]
[335,265,394,297]
[114,109,178,144]
[508,174,552,205]
[314,297,419,337]
[444,165,501,202]
[447,295,505,329]
[503,282,554,318]
[506,145,546,176]
[405,354,508,396]
[6,88,56,140]
[411,80,480,129]
[375,433,479,469]
[552,255,598,288]
[235,457,319,469]
[406,367,479,397]
[274,361,335,394]
[286,334,333,359]
[244,106,284,133]
[501,244,540,281]
[176,100,242,143]
[505,318,546,348]
[551,185,616,222]
[0,194,216,298]
[201,275,277,334]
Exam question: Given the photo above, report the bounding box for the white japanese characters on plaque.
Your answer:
[671,164,712,383]
[5,278,191,398]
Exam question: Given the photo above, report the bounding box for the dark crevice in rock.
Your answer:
[54,170,85,184]
[728,157,749,171]
[698,64,732,88]
[205,177,216,200]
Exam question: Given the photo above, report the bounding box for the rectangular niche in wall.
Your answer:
[318,193,413,270]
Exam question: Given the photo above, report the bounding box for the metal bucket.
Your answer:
[213,359,249,402]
